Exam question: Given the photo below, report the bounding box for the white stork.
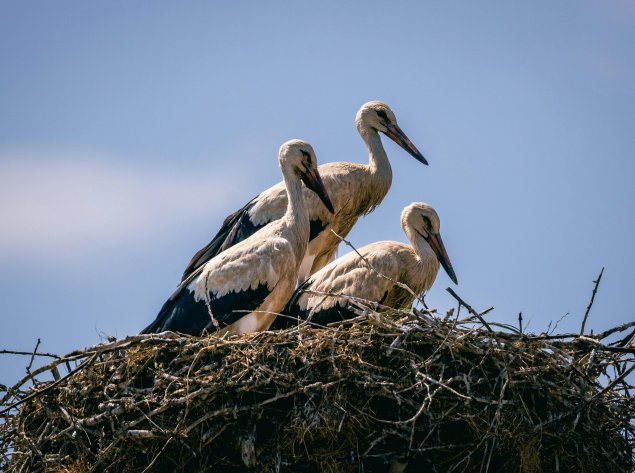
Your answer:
[273,202,457,327]
[142,140,334,336]
[180,101,427,284]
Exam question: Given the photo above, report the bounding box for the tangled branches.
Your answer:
[1,306,634,472]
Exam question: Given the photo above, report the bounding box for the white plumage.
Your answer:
[276,202,457,327]
[142,140,333,335]
[181,101,427,284]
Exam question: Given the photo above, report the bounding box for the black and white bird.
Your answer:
[180,101,427,284]
[142,140,334,335]
[274,202,457,328]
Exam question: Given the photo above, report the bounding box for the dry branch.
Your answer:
[1,307,634,473]
[581,267,605,336]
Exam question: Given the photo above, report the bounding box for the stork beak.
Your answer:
[425,232,458,284]
[301,167,335,214]
[383,124,428,165]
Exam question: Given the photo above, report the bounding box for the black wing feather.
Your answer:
[181,196,264,282]
[275,303,358,329]
[142,267,272,336]
[271,279,357,329]
[269,279,311,330]
[142,290,211,335]
[309,219,327,241]
[272,285,390,330]
[142,268,205,335]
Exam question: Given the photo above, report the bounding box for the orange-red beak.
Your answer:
[383,123,428,165]
[300,167,335,213]
[424,232,458,284]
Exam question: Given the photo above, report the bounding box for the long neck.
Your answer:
[281,167,309,231]
[358,124,393,190]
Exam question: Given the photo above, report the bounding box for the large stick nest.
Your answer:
[1,308,634,472]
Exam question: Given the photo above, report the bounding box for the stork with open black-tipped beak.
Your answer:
[142,140,334,336]
[180,101,427,284]
[273,202,457,327]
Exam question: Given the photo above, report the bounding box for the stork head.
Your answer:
[401,202,457,284]
[279,139,334,213]
[356,101,428,165]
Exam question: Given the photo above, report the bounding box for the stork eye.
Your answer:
[300,150,312,166]
[376,109,389,122]
[422,216,433,232]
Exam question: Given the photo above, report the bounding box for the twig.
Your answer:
[480,307,495,317]
[591,363,635,401]
[597,320,635,340]
[580,267,604,336]
[610,327,635,348]
[445,288,493,333]
[25,338,41,383]
[0,352,99,415]
[0,349,60,359]
[547,311,569,335]
[140,437,174,473]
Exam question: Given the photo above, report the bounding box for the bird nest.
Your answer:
[1,306,634,473]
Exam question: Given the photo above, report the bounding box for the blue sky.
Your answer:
[1,1,634,384]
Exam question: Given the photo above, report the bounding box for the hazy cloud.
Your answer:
[0,149,237,262]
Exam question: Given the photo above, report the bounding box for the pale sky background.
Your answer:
[1,1,634,385]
